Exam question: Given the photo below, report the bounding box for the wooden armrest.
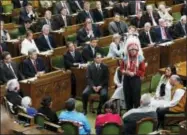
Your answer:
[44,121,63,133]
[18,113,34,125]
[52,66,65,71]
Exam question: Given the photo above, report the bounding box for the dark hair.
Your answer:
[66,42,74,48]
[41,96,52,107]
[167,65,177,75]
[26,2,32,6]
[26,30,33,37]
[90,37,98,42]
[65,98,75,111]
[159,83,166,97]
[103,100,117,114]
[2,51,10,60]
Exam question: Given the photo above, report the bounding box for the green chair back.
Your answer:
[172,12,181,22]
[65,33,77,43]
[9,28,21,39]
[34,113,49,127]
[136,118,156,135]
[60,121,79,135]
[51,55,64,69]
[102,46,109,56]
[101,123,121,135]
[149,73,161,93]
[2,4,13,14]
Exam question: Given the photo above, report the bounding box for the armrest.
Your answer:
[44,121,63,133]
[18,113,35,125]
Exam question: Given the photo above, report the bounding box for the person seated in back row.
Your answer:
[21,96,37,116]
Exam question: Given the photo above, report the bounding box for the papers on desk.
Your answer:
[128,15,137,18]
[20,77,37,83]
[72,13,78,16]
[52,28,65,33]
[95,21,104,25]
[158,41,174,46]
[39,50,53,56]
[6,39,19,43]
[148,130,160,134]
[78,63,88,69]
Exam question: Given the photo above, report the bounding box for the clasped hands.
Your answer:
[122,70,135,77]
[93,86,102,92]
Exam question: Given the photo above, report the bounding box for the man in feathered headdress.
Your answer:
[120,36,146,110]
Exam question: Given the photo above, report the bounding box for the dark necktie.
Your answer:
[8,64,17,78]
[115,22,123,34]
[117,44,120,50]
[33,61,38,72]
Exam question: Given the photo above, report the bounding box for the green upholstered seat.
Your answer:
[59,121,79,135]
[51,55,64,69]
[102,46,109,56]
[172,12,181,22]
[2,4,13,14]
[35,113,49,128]
[9,28,21,39]
[149,73,162,93]
[65,33,77,43]
[136,118,156,134]
[101,123,121,135]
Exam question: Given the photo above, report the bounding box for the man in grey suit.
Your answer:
[108,13,128,35]
[54,0,71,14]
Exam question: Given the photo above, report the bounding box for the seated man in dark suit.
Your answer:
[22,48,46,78]
[64,42,84,97]
[114,0,129,18]
[19,19,36,35]
[101,0,117,8]
[38,10,55,31]
[93,1,109,22]
[108,13,128,35]
[181,1,187,16]
[130,10,145,28]
[67,0,84,14]
[0,51,24,84]
[128,0,145,15]
[19,2,37,24]
[12,0,28,8]
[142,5,160,27]
[54,0,71,15]
[82,38,104,63]
[174,15,187,38]
[36,24,56,52]
[77,1,95,24]
[139,22,157,48]
[53,7,72,30]
[82,53,109,115]
[77,18,101,46]
[154,18,173,43]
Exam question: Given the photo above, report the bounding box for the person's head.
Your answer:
[84,1,90,11]
[26,2,33,12]
[140,93,151,106]
[96,1,102,9]
[94,53,102,64]
[28,48,38,60]
[114,14,121,22]
[42,24,50,35]
[24,19,32,29]
[0,20,4,29]
[21,96,32,108]
[180,15,187,25]
[137,10,143,18]
[6,79,20,92]
[65,98,75,111]
[67,42,75,52]
[113,33,121,44]
[146,5,153,14]
[159,18,166,27]
[103,100,116,114]
[1,105,12,134]
[26,30,33,40]
[85,18,92,30]
[169,75,183,86]
[165,65,177,77]
[41,96,52,108]
[45,10,52,20]
[128,25,137,34]
[2,51,12,63]
[158,4,166,12]
[144,22,152,32]
[60,7,67,16]
[90,38,98,48]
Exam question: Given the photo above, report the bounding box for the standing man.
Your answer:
[82,54,109,115]
[120,36,146,110]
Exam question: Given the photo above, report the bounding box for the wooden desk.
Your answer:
[0,85,6,104]
[20,70,71,111]
[159,62,186,80]
[12,122,37,134]
[23,128,57,135]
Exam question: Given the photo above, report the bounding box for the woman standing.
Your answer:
[120,36,146,110]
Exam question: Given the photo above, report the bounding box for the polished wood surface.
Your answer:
[0,85,6,104]
[20,70,71,111]
[159,62,186,80]
[23,128,57,135]
[12,122,37,134]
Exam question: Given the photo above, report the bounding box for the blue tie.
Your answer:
[46,36,53,50]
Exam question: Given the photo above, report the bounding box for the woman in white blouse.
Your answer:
[158,4,173,26]
[21,31,40,55]
[151,65,177,108]
[107,33,125,58]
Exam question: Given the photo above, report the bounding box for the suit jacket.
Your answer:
[154,27,172,43]
[77,10,95,24]
[54,1,71,14]
[101,0,117,8]
[108,21,128,35]
[12,0,28,8]
[93,8,109,22]
[19,8,37,24]
[128,1,145,15]
[53,15,72,30]
[36,35,56,52]
[139,30,157,48]
[38,18,56,31]
[174,22,187,38]
[6,91,22,107]
[82,45,104,63]
[0,61,24,83]
[22,58,46,78]
[86,63,109,88]
[181,4,187,16]
[64,50,83,69]
[77,25,101,45]
[67,0,83,13]
[130,17,145,28]
[114,4,129,17]
[142,12,160,26]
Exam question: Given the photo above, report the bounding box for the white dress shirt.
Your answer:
[21,38,40,55]
[107,42,125,58]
